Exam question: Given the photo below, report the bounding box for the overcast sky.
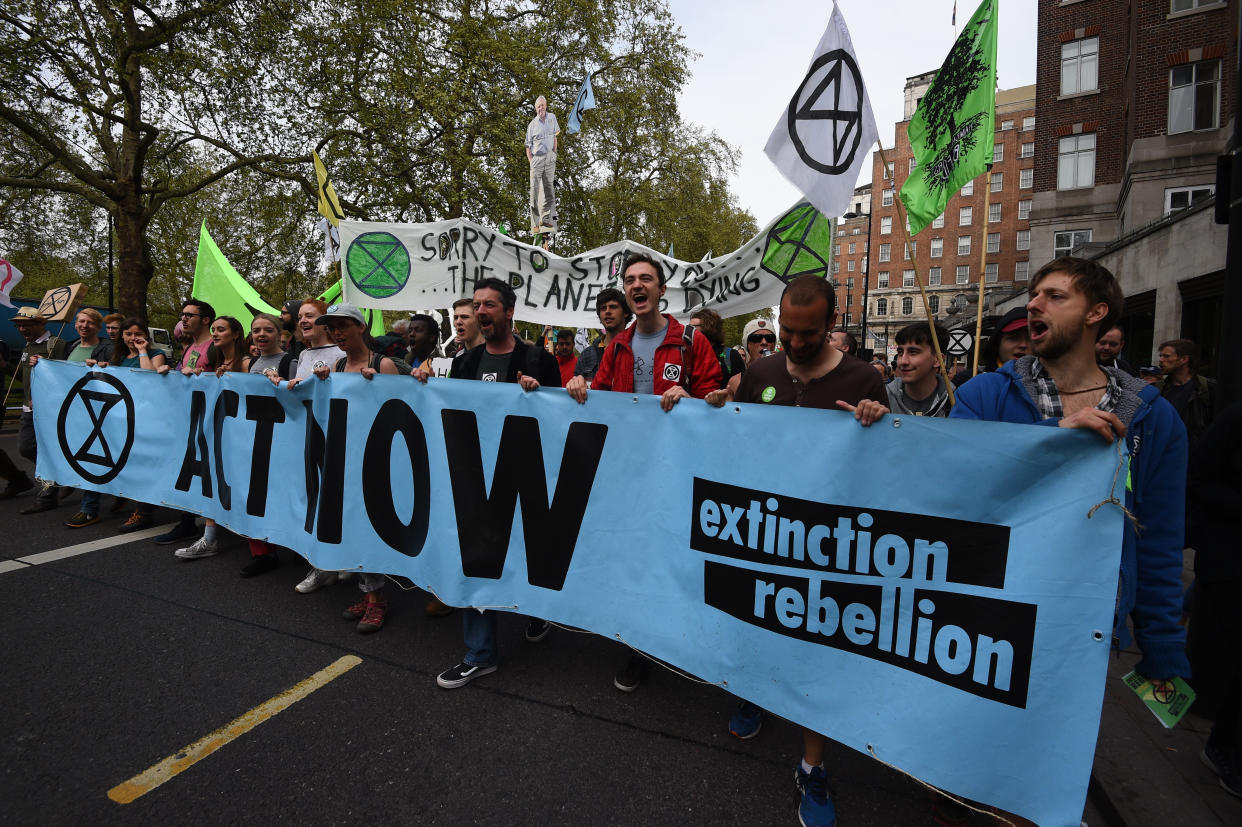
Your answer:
[665,0,1038,224]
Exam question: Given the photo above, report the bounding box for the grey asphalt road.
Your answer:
[0,428,1076,825]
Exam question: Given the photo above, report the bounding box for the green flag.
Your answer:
[192,222,279,328]
[317,280,386,337]
[899,0,997,235]
[759,202,835,282]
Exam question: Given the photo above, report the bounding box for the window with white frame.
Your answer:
[833,244,841,257]
[904,241,916,260]
[1018,199,1032,220]
[990,172,1003,192]
[1058,134,1095,190]
[960,206,973,225]
[847,278,855,289]
[848,242,856,254]
[909,157,918,173]
[882,189,894,206]
[1015,260,1029,281]
[958,235,972,256]
[984,263,998,283]
[955,265,969,284]
[930,238,943,258]
[903,269,915,288]
[1169,61,1220,134]
[1061,37,1099,95]
[881,216,892,234]
[987,232,1000,253]
[1164,185,1215,214]
[1016,230,1031,250]
[929,295,940,313]
[1020,168,1034,188]
[876,298,888,316]
[1000,120,1014,131]
[932,213,945,229]
[884,163,894,180]
[842,312,852,325]
[993,143,1004,163]
[929,266,942,286]
[879,243,891,262]
[1172,0,1222,11]
[1020,142,1034,158]
[847,259,855,272]
[832,260,840,274]
[961,179,974,196]
[1022,115,1035,131]
[1054,229,1093,257]
[989,203,1002,223]
[902,297,914,315]
[878,271,890,287]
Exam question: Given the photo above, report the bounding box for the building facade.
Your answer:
[863,80,1036,358]
[833,184,871,343]
[1029,0,1233,370]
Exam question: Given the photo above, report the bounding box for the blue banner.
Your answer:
[567,73,596,134]
[34,360,1125,824]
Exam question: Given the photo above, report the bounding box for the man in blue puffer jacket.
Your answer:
[951,257,1189,681]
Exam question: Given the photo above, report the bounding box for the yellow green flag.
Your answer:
[900,0,997,235]
[313,151,345,227]
[192,222,279,327]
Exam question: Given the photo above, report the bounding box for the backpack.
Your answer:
[335,353,412,375]
[674,324,695,392]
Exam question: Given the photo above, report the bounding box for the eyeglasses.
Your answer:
[180,312,202,319]
[748,334,776,344]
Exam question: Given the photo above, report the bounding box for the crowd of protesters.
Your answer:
[1,253,1236,826]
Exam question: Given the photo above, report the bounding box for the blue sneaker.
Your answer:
[729,700,763,739]
[795,764,836,827]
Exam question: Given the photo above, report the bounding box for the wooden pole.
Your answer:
[972,166,993,376]
[878,145,955,407]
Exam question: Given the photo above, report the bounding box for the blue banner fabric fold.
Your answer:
[567,74,596,134]
[34,360,1124,825]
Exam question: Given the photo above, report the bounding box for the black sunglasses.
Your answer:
[748,334,776,343]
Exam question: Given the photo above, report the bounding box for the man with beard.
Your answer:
[705,274,887,827]
[574,287,630,384]
[413,278,561,688]
[952,257,1189,690]
[1095,324,1135,376]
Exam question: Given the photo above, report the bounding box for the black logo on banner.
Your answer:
[691,477,1036,707]
[787,49,865,174]
[56,372,136,483]
[39,286,73,319]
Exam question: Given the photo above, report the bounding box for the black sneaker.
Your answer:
[525,618,550,643]
[1201,743,1242,798]
[613,652,650,692]
[437,661,497,689]
[154,518,199,545]
[240,553,280,578]
[0,475,34,499]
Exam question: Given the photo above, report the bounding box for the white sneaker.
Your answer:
[174,537,219,559]
[295,568,338,593]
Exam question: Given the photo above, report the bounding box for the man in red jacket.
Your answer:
[566,252,720,410]
[566,252,721,689]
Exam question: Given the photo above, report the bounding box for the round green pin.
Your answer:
[761,386,776,402]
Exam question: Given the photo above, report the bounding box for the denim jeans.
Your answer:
[463,609,498,667]
[80,489,101,516]
[19,411,55,504]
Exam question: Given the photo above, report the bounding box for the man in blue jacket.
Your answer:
[951,257,1190,682]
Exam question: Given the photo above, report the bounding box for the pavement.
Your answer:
[1,421,1240,825]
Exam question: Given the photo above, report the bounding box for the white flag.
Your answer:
[764,1,879,217]
[0,258,24,308]
[317,218,341,262]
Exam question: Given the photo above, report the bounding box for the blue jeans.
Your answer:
[80,489,101,516]
[463,609,498,667]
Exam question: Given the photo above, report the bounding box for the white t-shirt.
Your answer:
[293,344,346,379]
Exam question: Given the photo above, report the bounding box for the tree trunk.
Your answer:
[114,206,154,323]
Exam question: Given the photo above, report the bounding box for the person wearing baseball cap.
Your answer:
[11,306,71,514]
[953,307,1031,386]
[741,317,777,367]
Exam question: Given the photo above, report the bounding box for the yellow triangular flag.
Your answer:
[313,150,345,227]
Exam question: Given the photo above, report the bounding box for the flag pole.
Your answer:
[973,164,994,376]
[878,145,956,407]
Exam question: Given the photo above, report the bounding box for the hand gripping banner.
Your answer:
[337,203,834,327]
[35,360,1124,825]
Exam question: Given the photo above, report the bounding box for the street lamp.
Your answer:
[842,209,873,357]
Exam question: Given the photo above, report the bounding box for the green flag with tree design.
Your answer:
[899,0,997,235]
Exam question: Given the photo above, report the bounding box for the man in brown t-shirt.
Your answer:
[706,273,888,827]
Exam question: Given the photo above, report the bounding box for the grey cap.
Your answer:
[315,303,365,326]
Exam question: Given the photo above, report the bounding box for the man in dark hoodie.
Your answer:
[952,257,1190,687]
[886,322,952,417]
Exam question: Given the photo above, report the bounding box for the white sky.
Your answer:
[666,0,1038,224]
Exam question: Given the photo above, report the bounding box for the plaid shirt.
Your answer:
[1029,359,1119,419]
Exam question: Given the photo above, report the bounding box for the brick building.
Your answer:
[862,79,1036,358]
[832,184,871,342]
[1026,0,1233,370]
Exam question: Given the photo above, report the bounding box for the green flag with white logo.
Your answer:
[899,0,997,235]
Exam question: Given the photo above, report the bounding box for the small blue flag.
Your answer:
[567,74,596,134]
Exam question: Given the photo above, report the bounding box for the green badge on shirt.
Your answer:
[761,386,776,403]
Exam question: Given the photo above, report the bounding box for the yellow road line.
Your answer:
[107,655,362,804]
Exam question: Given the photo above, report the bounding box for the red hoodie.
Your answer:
[591,314,721,397]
